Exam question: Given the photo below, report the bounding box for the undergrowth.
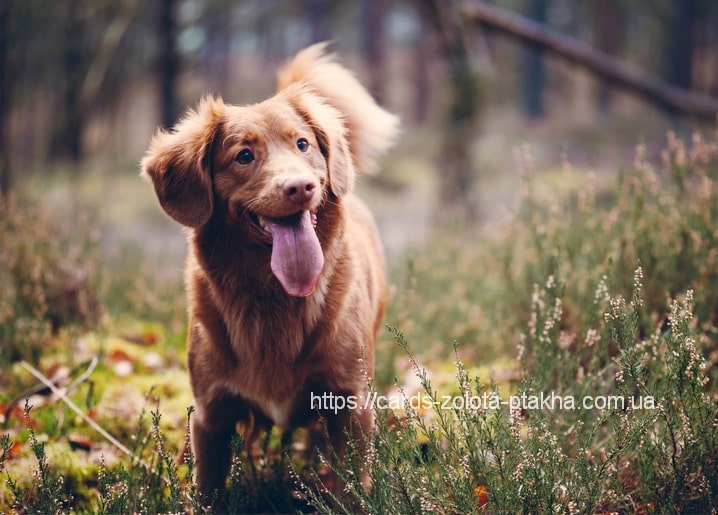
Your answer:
[1,129,717,512]
[0,194,102,371]
[306,278,716,513]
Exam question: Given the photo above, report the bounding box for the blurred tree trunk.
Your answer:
[415,0,483,222]
[201,8,231,95]
[412,15,431,124]
[522,0,546,118]
[48,0,138,160]
[0,0,10,196]
[361,0,387,102]
[308,0,331,42]
[595,0,623,113]
[158,0,179,129]
[667,0,695,90]
[51,0,85,162]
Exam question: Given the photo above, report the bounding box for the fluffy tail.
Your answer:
[277,42,400,174]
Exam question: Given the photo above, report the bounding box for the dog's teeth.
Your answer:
[257,216,268,229]
[311,212,318,227]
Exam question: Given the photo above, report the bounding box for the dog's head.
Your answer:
[141,44,399,298]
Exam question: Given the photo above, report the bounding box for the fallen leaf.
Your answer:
[107,348,134,363]
[1,403,24,424]
[474,485,489,509]
[121,329,161,347]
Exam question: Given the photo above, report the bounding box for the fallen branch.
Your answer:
[461,0,718,121]
[18,359,133,458]
[17,359,192,502]
[4,357,97,422]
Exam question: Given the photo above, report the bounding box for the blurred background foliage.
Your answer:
[0,0,716,370]
[2,0,717,192]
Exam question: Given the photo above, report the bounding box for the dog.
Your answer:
[141,43,399,503]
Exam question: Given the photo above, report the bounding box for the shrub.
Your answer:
[302,276,716,512]
[0,194,102,369]
[383,129,718,381]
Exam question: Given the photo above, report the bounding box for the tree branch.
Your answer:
[461,0,718,121]
[79,0,140,113]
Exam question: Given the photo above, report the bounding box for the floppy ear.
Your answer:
[285,86,355,197]
[140,96,224,227]
[313,120,354,197]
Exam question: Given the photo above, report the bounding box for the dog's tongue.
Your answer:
[267,210,324,297]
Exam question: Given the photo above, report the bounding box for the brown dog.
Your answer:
[141,43,399,502]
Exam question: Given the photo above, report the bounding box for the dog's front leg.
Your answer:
[191,406,235,506]
[327,400,374,492]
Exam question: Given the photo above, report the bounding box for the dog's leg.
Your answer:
[347,403,374,490]
[326,401,374,495]
[191,408,235,506]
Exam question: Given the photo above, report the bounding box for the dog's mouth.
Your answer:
[246,210,324,297]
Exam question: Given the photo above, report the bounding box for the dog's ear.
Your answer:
[141,96,224,227]
[287,87,355,197]
[313,119,355,197]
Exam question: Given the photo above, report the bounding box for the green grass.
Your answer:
[1,129,717,512]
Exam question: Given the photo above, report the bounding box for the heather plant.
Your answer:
[383,129,718,377]
[1,402,74,514]
[299,272,716,513]
[94,400,216,514]
[0,194,102,370]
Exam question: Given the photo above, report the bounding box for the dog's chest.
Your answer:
[265,398,292,429]
[226,362,303,430]
[224,303,314,428]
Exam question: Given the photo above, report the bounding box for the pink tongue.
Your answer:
[267,210,324,297]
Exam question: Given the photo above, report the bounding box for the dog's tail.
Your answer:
[277,42,400,174]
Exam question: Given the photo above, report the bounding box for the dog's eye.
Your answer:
[236,148,255,165]
[296,138,309,152]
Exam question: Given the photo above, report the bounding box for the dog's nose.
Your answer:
[283,178,317,203]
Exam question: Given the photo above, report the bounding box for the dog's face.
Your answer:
[216,102,327,219]
[141,85,355,297]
